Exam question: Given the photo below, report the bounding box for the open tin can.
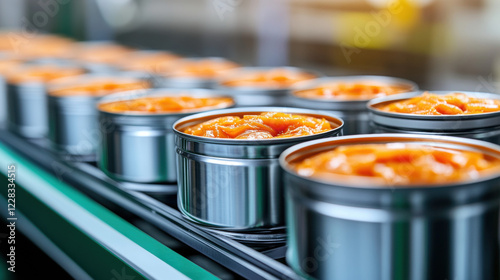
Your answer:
[70,41,134,73]
[5,63,86,138]
[47,73,151,159]
[280,134,500,280]
[173,107,344,231]
[215,67,320,107]
[154,57,239,89]
[368,91,500,144]
[289,76,417,135]
[115,50,181,73]
[98,89,234,183]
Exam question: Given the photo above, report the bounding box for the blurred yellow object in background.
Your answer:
[336,0,421,50]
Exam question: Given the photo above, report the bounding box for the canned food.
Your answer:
[216,67,319,106]
[47,74,151,158]
[280,134,500,280]
[5,63,86,138]
[173,107,344,230]
[289,76,417,135]
[154,57,240,89]
[98,89,234,183]
[368,91,500,144]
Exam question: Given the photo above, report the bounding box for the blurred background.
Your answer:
[1,0,499,92]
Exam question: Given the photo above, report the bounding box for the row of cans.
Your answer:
[2,32,500,280]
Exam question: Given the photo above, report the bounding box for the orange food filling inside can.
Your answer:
[162,59,239,78]
[378,92,500,115]
[294,143,500,186]
[6,65,85,84]
[99,96,233,114]
[295,83,412,100]
[118,52,181,72]
[221,68,316,88]
[75,44,134,64]
[0,59,22,75]
[49,78,149,97]
[183,112,333,139]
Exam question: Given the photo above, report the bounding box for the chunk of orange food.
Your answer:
[99,96,233,114]
[294,143,500,186]
[6,65,85,84]
[49,78,149,97]
[295,83,412,100]
[183,112,333,139]
[221,68,316,88]
[379,92,500,115]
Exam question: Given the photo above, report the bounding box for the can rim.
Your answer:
[279,133,500,189]
[173,106,344,145]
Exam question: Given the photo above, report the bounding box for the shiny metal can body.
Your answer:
[368,91,500,144]
[98,89,234,183]
[47,73,151,158]
[289,76,418,135]
[174,107,344,230]
[215,67,321,107]
[280,134,500,280]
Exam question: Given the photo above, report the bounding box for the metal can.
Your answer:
[115,50,181,73]
[280,134,500,280]
[0,54,22,123]
[368,91,500,144]
[289,76,418,135]
[47,73,151,159]
[5,63,86,138]
[98,89,235,183]
[173,107,344,230]
[154,57,239,89]
[215,67,320,107]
